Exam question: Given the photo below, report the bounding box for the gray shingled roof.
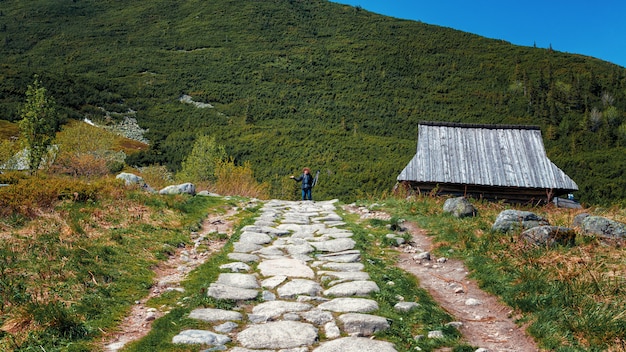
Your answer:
[397,122,578,191]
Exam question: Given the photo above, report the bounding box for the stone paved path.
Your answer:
[171,199,399,351]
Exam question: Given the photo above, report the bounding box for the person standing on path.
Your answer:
[290,167,314,201]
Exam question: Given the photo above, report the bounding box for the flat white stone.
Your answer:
[188,308,242,322]
[215,273,259,289]
[252,301,312,319]
[172,329,230,345]
[261,275,288,289]
[323,280,380,297]
[313,337,396,352]
[258,258,315,278]
[318,298,379,313]
[338,313,390,336]
[277,279,323,298]
[309,238,356,252]
[237,321,317,349]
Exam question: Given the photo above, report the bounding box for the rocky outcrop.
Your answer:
[492,210,549,233]
[575,214,626,242]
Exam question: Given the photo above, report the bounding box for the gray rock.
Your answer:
[232,241,263,253]
[277,279,323,298]
[324,280,380,297]
[214,321,238,333]
[492,210,549,233]
[318,297,379,313]
[219,262,251,272]
[313,337,397,352]
[188,308,242,322]
[316,250,361,263]
[172,329,230,345]
[394,302,420,312]
[324,321,342,339]
[318,271,371,283]
[116,172,145,186]
[261,290,276,301]
[522,226,576,247]
[227,253,260,262]
[338,313,390,336]
[236,321,317,349]
[159,182,196,195]
[579,215,626,241]
[300,309,334,325]
[309,238,356,252]
[261,275,288,289]
[258,258,315,278]
[207,284,258,301]
[251,301,312,320]
[321,262,364,272]
[572,213,590,228]
[239,231,273,245]
[443,197,478,218]
[428,330,444,339]
[215,273,259,289]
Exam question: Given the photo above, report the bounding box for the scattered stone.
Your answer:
[443,197,478,218]
[578,215,626,242]
[492,210,549,233]
[316,250,361,263]
[428,330,444,339]
[413,251,430,261]
[521,226,576,247]
[465,298,482,306]
[321,262,365,272]
[239,231,273,245]
[446,321,463,329]
[215,273,259,289]
[394,301,420,312]
[159,183,196,196]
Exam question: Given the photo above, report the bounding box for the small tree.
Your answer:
[176,135,227,183]
[19,77,59,173]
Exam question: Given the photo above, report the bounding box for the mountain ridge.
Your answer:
[1,0,625,204]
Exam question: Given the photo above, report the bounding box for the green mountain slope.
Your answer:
[1,0,625,204]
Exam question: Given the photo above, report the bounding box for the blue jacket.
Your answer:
[294,173,313,189]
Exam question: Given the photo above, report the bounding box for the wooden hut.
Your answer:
[397,121,578,203]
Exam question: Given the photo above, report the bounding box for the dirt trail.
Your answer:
[344,205,540,352]
[101,209,237,351]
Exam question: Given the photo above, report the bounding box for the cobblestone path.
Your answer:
[171,199,399,351]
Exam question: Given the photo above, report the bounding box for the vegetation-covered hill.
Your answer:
[1,0,625,204]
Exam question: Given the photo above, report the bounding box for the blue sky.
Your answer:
[331,0,626,68]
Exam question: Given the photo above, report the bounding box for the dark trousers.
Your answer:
[301,188,312,200]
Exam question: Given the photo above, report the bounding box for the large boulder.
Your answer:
[492,210,549,233]
[159,183,196,195]
[116,172,145,186]
[521,226,576,247]
[443,197,477,218]
[576,215,626,242]
[116,172,156,193]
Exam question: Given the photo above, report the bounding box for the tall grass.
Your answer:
[0,173,239,351]
[376,194,626,351]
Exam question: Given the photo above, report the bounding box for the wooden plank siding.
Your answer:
[397,121,578,203]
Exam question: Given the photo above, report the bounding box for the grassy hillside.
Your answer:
[1,0,625,204]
